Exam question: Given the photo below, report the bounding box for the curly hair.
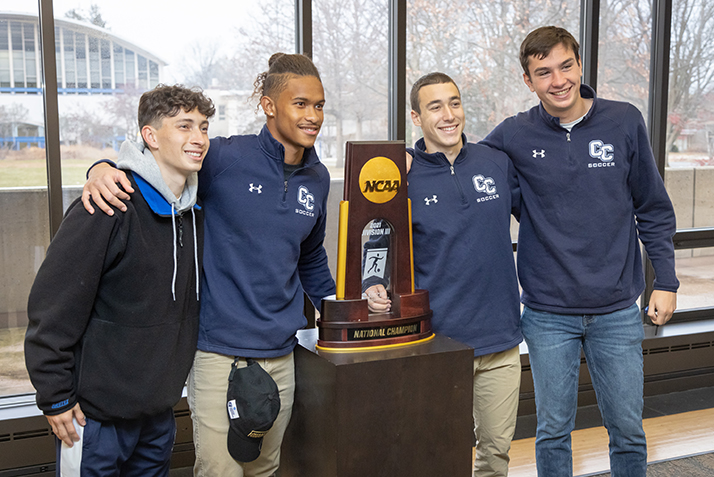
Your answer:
[520,26,581,78]
[251,53,321,108]
[138,84,215,130]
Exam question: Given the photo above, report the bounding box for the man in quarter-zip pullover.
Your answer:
[481,26,678,477]
[365,73,522,477]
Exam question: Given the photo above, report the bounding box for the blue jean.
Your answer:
[521,303,646,477]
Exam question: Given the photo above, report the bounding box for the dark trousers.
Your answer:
[55,408,175,477]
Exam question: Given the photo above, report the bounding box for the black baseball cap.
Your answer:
[226,358,281,463]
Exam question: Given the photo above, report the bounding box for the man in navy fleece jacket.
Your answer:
[482,26,679,477]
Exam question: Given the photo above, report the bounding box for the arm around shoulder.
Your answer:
[82,161,132,216]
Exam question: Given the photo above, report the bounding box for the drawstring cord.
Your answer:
[171,204,177,301]
[171,204,199,302]
[192,207,200,301]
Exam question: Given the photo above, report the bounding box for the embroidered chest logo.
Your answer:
[472,174,500,203]
[249,183,262,194]
[424,195,438,205]
[588,140,615,168]
[296,185,315,217]
[533,149,546,158]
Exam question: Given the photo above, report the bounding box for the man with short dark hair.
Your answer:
[482,26,679,477]
[25,84,214,476]
[365,72,522,477]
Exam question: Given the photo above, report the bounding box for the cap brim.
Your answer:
[227,424,263,463]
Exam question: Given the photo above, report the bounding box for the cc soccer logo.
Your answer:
[359,156,401,204]
[588,140,615,168]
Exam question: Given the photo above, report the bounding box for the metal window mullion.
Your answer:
[38,0,63,237]
[295,0,312,58]
[648,0,672,176]
[388,0,406,141]
[579,0,600,91]
[642,0,673,312]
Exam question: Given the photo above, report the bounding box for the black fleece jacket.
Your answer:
[25,172,203,421]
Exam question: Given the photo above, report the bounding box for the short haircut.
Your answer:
[252,53,321,103]
[138,84,215,130]
[520,26,581,78]
[410,72,460,114]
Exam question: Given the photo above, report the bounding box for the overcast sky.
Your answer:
[1,0,264,81]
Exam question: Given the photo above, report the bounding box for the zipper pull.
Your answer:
[177,215,184,247]
[566,132,571,142]
[284,180,288,193]
[450,165,455,175]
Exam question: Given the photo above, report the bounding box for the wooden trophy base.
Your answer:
[317,289,433,349]
[280,329,474,477]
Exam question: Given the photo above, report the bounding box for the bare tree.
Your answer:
[314,0,389,166]
[667,0,714,158]
[104,87,143,143]
[60,106,115,148]
[407,0,578,141]
[598,0,652,114]
[0,104,30,158]
[65,4,108,29]
[179,40,228,90]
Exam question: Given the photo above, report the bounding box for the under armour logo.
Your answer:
[249,183,262,194]
[424,195,438,205]
[533,149,546,158]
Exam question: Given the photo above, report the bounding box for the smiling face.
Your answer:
[142,108,209,196]
[411,82,464,162]
[262,75,325,164]
[523,42,588,123]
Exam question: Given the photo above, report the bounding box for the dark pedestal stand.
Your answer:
[281,329,474,477]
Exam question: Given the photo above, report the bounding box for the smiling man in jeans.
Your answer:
[482,26,679,477]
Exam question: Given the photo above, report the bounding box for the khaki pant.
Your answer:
[187,350,295,477]
[473,346,522,477]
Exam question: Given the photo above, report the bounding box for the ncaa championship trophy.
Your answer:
[281,141,473,477]
[317,141,433,348]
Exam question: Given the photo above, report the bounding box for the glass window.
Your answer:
[598,0,652,117]
[124,48,135,88]
[407,0,580,145]
[113,44,124,89]
[0,5,47,399]
[314,0,389,176]
[23,22,36,88]
[675,247,714,310]
[88,36,100,89]
[75,32,87,89]
[137,54,147,90]
[55,26,62,87]
[148,60,158,89]
[11,22,24,88]
[665,0,714,229]
[100,39,111,90]
[63,28,75,89]
[0,21,10,87]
